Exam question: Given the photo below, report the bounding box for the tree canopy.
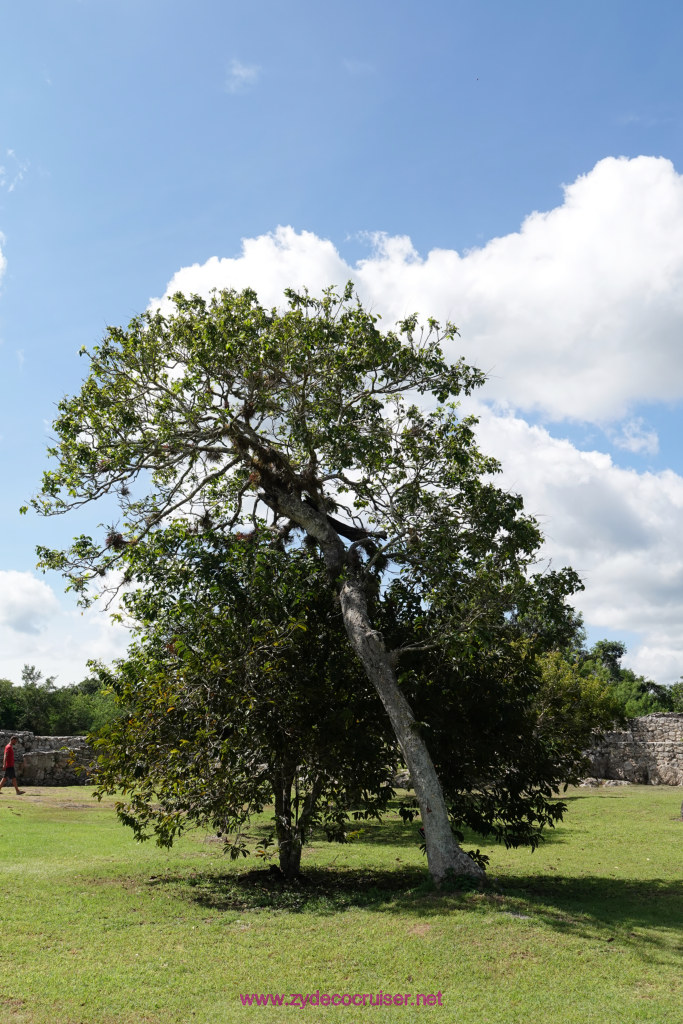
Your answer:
[32,283,588,883]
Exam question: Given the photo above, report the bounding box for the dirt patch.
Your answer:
[407,922,432,937]
[12,788,106,810]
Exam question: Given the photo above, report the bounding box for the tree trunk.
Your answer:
[271,765,323,879]
[272,766,303,879]
[276,823,303,879]
[339,575,485,884]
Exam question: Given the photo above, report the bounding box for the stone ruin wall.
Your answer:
[585,713,683,785]
[0,730,91,786]
[1,713,682,787]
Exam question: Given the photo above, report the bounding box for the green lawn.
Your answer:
[0,786,680,1023]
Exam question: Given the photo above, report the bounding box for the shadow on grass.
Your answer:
[149,864,429,914]
[560,794,632,802]
[306,814,574,850]
[238,794,584,851]
[147,864,682,960]
[495,873,683,960]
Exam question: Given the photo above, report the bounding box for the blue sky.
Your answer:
[3,0,683,684]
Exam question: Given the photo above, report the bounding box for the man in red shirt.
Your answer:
[0,737,25,795]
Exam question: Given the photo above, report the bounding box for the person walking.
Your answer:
[0,736,25,795]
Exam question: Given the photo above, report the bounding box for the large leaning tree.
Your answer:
[30,283,581,883]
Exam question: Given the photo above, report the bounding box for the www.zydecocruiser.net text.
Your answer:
[239,991,444,1008]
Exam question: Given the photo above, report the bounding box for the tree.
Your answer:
[588,640,627,681]
[17,664,57,734]
[609,671,674,717]
[31,284,582,883]
[90,527,397,878]
[669,680,683,713]
[91,524,599,873]
[580,640,675,717]
[0,678,22,731]
[375,582,613,850]
[47,679,119,735]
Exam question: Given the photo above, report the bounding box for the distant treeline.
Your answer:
[1,641,682,738]
[0,665,118,736]
[579,640,683,717]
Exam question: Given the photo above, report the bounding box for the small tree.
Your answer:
[588,640,627,681]
[91,528,396,878]
[669,680,683,713]
[31,284,582,882]
[17,665,57,734]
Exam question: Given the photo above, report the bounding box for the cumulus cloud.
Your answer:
[226,59,261,94]
[471,407,683,682]
[152,227,347,312]
[0,572,60,635]
[0,571,129,684]
[152,157,683,425]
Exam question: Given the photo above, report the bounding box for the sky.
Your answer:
[2,0,683,686]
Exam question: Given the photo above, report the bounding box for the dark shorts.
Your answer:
[3,767,15,779]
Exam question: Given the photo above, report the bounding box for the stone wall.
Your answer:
[586,713,683,785]
[0,730,92,786]
[2,713,683,787]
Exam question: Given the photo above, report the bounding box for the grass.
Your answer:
[0,786,680,1023]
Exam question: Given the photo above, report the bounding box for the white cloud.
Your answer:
[0,150,28,193]
[0,572,60,636]
[226,59,261,94]
[153,157,683,425]
[151,227,349,313]
[609,417,659,456]
[353,158,683,424]
[0,571,129,685]
[471,407,683,682]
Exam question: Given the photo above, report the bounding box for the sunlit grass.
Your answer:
[0,785,680,1023]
